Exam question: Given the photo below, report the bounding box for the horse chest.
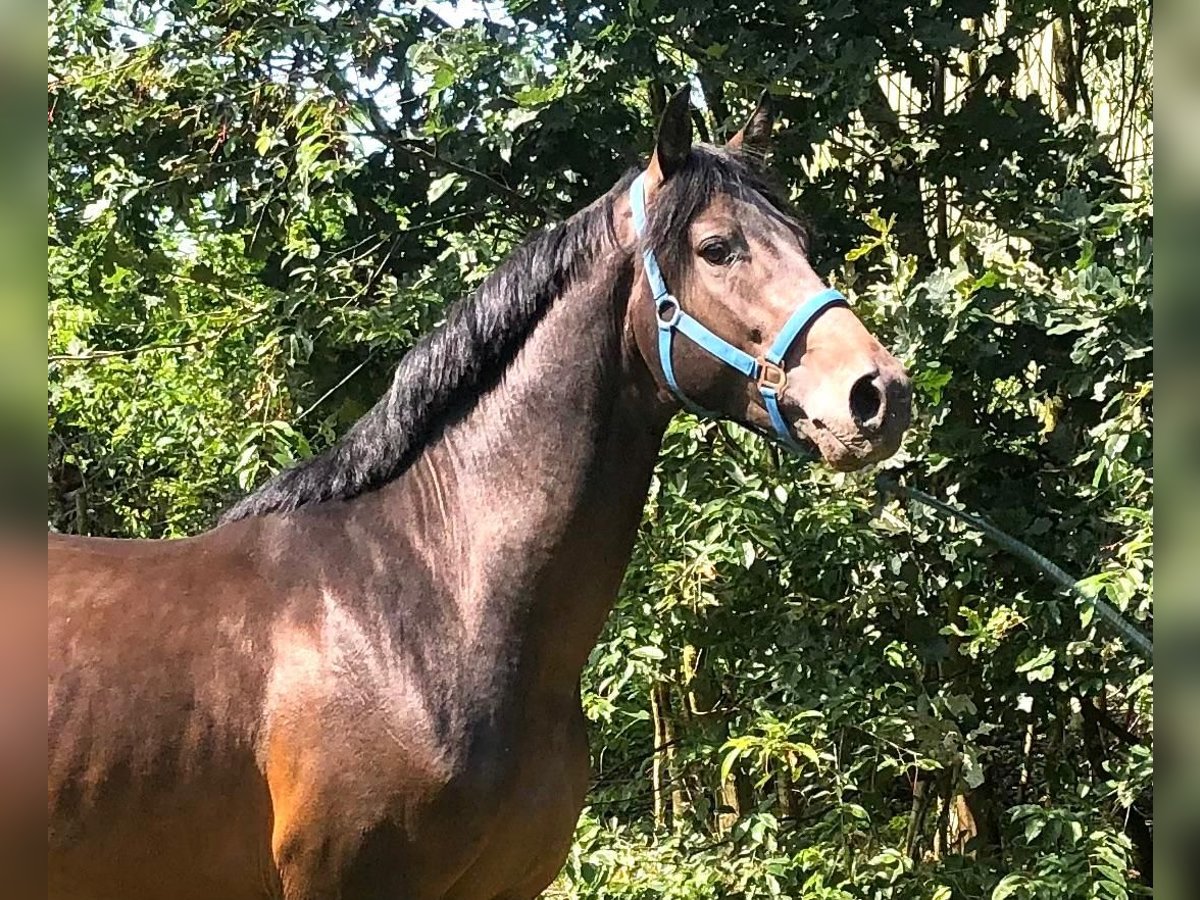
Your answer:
[264,639,591,900]
[415,692,592,898]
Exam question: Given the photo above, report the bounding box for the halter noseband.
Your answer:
[629,171,848,451]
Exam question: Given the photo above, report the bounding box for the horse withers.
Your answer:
[48,91,911,900]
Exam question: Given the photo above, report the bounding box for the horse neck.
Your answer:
[368,238,671,693]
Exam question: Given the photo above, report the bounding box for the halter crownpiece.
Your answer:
[629,171,849,451]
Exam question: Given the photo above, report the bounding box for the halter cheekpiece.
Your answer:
[629,171,848,451]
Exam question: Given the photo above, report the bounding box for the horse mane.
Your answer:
[221,147,790,522]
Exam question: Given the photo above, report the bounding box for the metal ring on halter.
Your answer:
[756,358,787,393]
[656,296,681,329]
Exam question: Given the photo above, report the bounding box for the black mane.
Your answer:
[222,147,790,521]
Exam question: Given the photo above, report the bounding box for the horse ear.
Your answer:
[645,87,693,193]
[727,91,774,155]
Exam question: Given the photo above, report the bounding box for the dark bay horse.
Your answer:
[48,92,911,900]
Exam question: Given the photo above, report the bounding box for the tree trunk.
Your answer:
[651,681,687,831]
[698,69,731,139]
[717,766,745,834]
[650,681,667,830]
[906,768,935,861]
[859,81,933,264]
[776,764,796,823]
[930,57,950,265]
[1052,4,1091,121]
[1017,705,1036,805]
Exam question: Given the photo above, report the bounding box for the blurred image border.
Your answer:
[1152,1,1197,897]
[16,0,1190,896]
[0,1,48,897]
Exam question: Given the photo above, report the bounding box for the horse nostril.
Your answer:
[850,374,884,428]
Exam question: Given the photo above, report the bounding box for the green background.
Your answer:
[46,2,1153,897]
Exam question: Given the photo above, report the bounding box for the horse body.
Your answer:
[48,93,913,899]
[48,525,281,899]
[49,243,667,899]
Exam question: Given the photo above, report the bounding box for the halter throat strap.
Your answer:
[629,171,848,450]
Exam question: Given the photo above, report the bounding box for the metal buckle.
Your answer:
[656,296,681,328]
[756,358,787,393]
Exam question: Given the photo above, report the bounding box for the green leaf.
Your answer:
[254,124,275,157]
[992,873,1027,900]
[719,746,743,785]
[1023,816,1046,842]
[631,646,665,661]
[1015,647,1055,674]
[427,174,459,204]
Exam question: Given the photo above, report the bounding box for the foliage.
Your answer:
[48,0,1152,897]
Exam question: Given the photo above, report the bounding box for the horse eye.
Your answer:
[699,239,734,266]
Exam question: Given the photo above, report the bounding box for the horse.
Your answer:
[48,90,911,900]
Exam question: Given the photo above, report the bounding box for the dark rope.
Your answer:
[875,477,1153,661]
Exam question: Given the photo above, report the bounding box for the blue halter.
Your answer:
[629,171,848,451]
